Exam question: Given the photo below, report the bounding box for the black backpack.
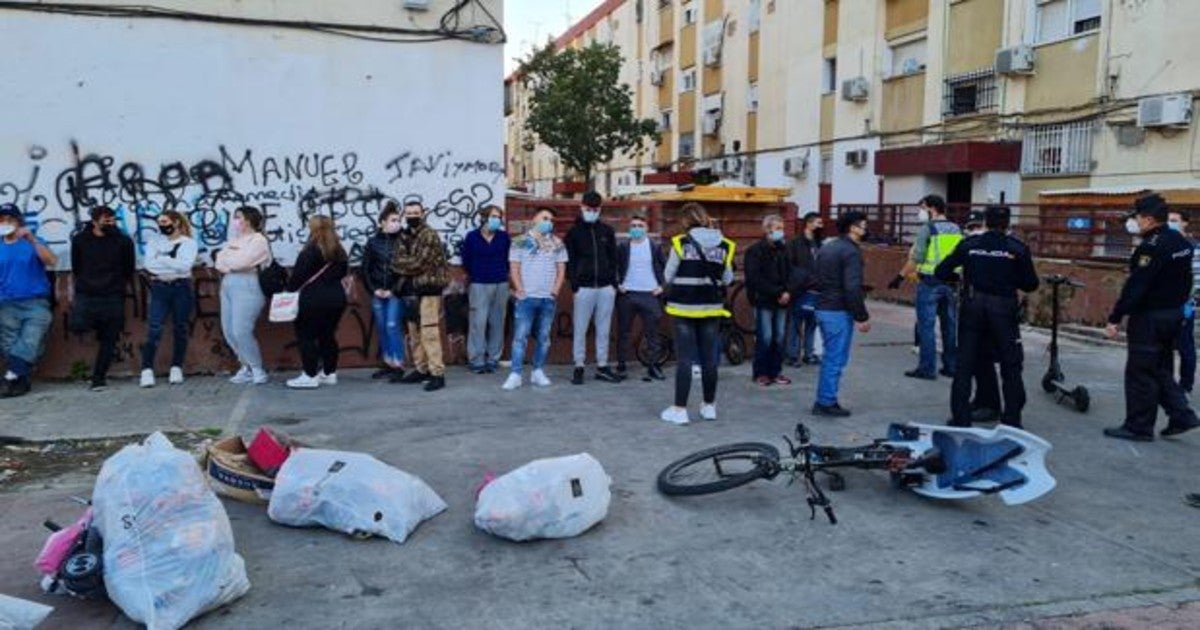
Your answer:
[257,248,288,296]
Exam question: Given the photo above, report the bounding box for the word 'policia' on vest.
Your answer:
[666,234,736,319]
[918,220,963,276]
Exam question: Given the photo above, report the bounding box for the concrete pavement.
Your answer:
[3,301,1200,629]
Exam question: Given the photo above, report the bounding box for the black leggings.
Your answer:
[673,317,720,407]
[294,302,346,377]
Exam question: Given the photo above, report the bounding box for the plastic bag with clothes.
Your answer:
[267,449,446,543]
[0,594,53,630]
[475,453,612,541]
[92,432,249,630]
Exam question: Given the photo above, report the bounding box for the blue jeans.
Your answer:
[815,310,855,406]
[1179,313,1196,392]
[786,292,818,361]
[141,280,194,370]
[753,306,788,378]
[0,298,53,377]
[916,279,957,375]
[372,295,406,366]
[511,297,556,375]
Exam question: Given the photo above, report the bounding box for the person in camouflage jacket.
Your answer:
[392,201,450,391]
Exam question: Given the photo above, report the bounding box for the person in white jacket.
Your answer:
[139,210,198,387]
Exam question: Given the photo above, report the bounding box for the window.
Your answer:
[747,82,759,113]
[822,57,837,94]
[1035,0,1101,44]
[679,133,695,159]
[659,110,672,131]
[942,68,997,117]
[684,7,697,25]
[1021,121,1095,175]
[887,38,927,78]
[679,69,696,92]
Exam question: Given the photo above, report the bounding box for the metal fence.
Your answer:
[1020,120,1096,176]
[826,202,1200,264]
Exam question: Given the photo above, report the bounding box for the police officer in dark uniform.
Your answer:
[962,210,1003,422]
[935,205,1039,428]
[1103,193,1200,441]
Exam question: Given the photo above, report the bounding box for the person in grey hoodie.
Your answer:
[811,211,872,417]
[659,203,736,426]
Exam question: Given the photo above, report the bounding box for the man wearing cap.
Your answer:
[69,206,135,391]
[0,204,57,397]
[1103,193,1200,441]
[935,205,1038,428]
[962,210,1002,422]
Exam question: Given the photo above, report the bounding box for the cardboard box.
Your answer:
[205,436,274,505]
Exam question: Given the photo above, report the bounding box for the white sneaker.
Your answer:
[531,369,552,387]
[660,406,690,425]
[168,366,184,385]
[502,372,523,390]
[691,364,702,379]
[229,366,253,384]
[139,369,155,388]
[286,373,320,389]
[318,372,338,386]
[700,403,717,421]
[251,368,269,385]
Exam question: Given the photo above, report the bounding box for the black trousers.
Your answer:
[1123,308,1199,435]
[70,295,125,381]
[951,293,1025,426]
[294,302,346,377]
[674,317,719,407]
[616,291,663,366]
[972,346,1001,413]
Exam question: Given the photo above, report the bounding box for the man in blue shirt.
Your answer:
[0,203,58,398]
[461,205,512,373]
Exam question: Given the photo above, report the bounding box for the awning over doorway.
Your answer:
[874,141,1021,176]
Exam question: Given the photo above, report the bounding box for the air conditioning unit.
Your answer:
[649,69,664,86]
[841,77,869,102]
[783,156,808,178]
[995,45,1035,75]
[844,149,869,168]
[703,47,722,67]
[900,57,925,75]
[702,113,721,136]
[1137,93,1194,128]
[720,157,742,174]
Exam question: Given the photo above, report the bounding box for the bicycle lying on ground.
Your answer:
[657,422,1056,524]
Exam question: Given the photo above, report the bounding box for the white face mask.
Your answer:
[0,224,14,237]
[917,209,930,223]
[1125,218,1141,235]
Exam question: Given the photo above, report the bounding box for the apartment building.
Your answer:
[506,0,1199,210]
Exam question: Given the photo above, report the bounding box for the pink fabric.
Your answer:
[215,233,270,273]
[35,507,92,575]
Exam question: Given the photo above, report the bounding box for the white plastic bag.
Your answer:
[475,453,612,541]
[0,594,52,630]
[267,449,446,543]
[92,432,249,630]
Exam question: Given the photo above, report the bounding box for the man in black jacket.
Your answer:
[615,214,667,381]
[745,214,792,386]
[565,190,621,384]
[811,211,871,417]
[786,212,823,366]
[1102,193,1200,441]
[69,206,135,391]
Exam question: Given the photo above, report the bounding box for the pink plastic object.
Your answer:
[475,471,497,498]
[247,428,293,476]
[35,507,92,575]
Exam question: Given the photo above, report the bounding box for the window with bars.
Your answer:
[942,69,997,117]
[1021,121,1095,175]
[679,133,695,159]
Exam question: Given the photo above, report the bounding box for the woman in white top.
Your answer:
[139,210,198,387]
[215,206,272,384]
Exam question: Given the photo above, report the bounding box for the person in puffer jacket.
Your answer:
[392,201,450,392]
[363,202,405,380]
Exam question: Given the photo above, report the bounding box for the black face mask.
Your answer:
[159,224,175,236]
[100,224,119,236]
[405,217,421,230]
[811,228,824,241]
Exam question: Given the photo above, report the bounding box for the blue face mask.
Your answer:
[769,229,785,242]
[536,220,554,234]
[487,217,503,232]
[629,227,647,240]
[582,208,600,223]
[1169,221,1183,232]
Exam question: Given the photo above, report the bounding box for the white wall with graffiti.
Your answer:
[0,6,504,268]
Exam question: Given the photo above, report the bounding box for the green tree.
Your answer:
[518,41,659,186]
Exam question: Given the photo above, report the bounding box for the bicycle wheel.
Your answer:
[657,442,780,496]
[723,329,747,366]
[636,331,673,368]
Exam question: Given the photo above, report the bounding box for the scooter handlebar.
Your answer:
[1043,274,1085,289]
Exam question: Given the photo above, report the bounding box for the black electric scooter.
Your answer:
[1041,275,1090,412]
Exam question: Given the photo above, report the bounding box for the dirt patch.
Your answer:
[0,431,213,492]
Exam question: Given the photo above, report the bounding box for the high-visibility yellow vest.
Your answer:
[665,234,736,319]
[917,220,963,276]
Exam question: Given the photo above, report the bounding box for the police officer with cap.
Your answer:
[962,209,1003,422]
[1103,192,1200,441]
[935,205,1039,428]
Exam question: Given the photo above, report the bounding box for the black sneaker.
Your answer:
[647,364,666,381]
[89,378,108,392]
[1,376,30,399]
[802,355,822,366]
[397,370,431,384]
[571,367,585,385]
[371,367,394,380]
[812,403,851,417]
[423,375,446,392]
[615,362,627,375]
[970,407,1001,424]
[1161,417,1200,437]
[939,368,956,378]
[1103,426,1153,442]
[904,369,937,381]
[596,367,621,383]
[387,369,407,383]
[785,358,801,368]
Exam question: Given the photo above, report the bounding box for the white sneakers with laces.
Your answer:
[502,372,523,390]
[139,369,155,388]
[168,366,184,385]
[660,406,690,425]
[251,368,269,385]
[229,366,253,384]
[286,373,320,389]
[700,403,717,421]
[317,372,338,386]
[531,369,552,387]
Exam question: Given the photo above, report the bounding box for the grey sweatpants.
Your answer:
[468,281,509,367]
[220,272,265,370]
[573,286,615,367]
